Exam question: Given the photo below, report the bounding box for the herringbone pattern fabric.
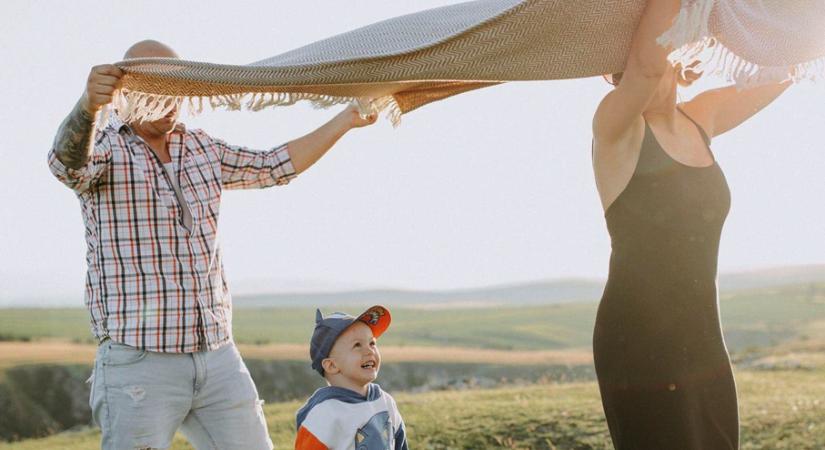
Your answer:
[114,0,824,124]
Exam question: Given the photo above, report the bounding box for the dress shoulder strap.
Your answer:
[676,106,711,146]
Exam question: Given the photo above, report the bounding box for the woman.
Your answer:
[591,2,792,449]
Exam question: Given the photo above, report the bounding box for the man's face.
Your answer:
[121,41,182,138]
[326,322,381,386]
[129,99,180,137]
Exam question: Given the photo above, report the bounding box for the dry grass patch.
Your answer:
[1,341,592,370]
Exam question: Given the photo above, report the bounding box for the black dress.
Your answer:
[593,109,739,450]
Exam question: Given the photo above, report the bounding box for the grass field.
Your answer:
[1,283,823,448]
[1,368,823,450]
[1,283,823,354]
[0,341,593,371]
[0,304,597,350]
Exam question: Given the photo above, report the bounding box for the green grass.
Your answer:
[0,310,94,344]
[720,284,825,351]
[2,368,823,449]
[2,283,823,354]
[0,304,599,350]
[2,283,823,448]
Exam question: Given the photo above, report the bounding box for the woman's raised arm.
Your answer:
[680,79,793,138]
[593,0,681,144]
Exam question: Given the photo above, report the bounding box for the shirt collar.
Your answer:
[108,112,187,135]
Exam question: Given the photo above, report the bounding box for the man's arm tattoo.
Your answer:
[53,100,96,169]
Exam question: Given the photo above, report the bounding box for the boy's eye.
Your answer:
[370,341,376,347]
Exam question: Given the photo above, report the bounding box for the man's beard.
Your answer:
[149,116,178,135]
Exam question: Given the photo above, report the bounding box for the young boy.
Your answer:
[295,305,409,450]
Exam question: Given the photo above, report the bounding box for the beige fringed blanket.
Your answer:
[114,0,825,125]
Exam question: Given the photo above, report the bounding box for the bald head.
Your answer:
[123,40,179,60]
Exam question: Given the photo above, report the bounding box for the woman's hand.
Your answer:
[340,103,379,129]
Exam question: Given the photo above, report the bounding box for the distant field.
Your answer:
[2,368,823,450]
[0,304,600,350]
[1,283,823,448]
[1,283,823,354]
[0,341,592,371]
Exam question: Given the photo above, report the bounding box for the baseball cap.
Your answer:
[310,305,392,376]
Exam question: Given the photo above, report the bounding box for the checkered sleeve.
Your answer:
[202,132,297,190]
[47,132,112,194]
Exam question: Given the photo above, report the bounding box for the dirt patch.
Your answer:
[0,342,95,369]
[0,341,592,369]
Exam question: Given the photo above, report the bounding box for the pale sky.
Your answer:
[1,1,823,304]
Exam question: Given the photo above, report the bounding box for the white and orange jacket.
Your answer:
[295,384,409,450]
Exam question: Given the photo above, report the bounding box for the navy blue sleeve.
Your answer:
[394,420,409,450]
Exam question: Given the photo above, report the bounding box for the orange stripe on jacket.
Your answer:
[295,426,328,450]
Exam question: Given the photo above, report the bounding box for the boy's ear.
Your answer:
[321,358,339,375]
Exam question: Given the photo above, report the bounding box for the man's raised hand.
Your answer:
[52,65,122,169]
[80,65,124,115]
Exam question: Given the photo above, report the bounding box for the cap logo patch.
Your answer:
[361,307,385,325]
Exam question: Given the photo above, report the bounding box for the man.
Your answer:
[48,40,377,450]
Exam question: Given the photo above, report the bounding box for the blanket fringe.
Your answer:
[112,0,822,125]
[114,90,403,127]
[658,0,823,88]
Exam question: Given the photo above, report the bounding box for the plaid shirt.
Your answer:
[48,117,296,353]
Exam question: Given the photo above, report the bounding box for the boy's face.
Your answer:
[325,322,381,387]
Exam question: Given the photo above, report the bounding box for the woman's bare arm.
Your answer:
[593,0,681,144]
[680,80,793,138]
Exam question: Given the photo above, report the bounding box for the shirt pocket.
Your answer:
[182,154,222,228]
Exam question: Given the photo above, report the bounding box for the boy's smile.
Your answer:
[325,322,382,392]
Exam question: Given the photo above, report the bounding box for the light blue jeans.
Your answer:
[89,340,273,450]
